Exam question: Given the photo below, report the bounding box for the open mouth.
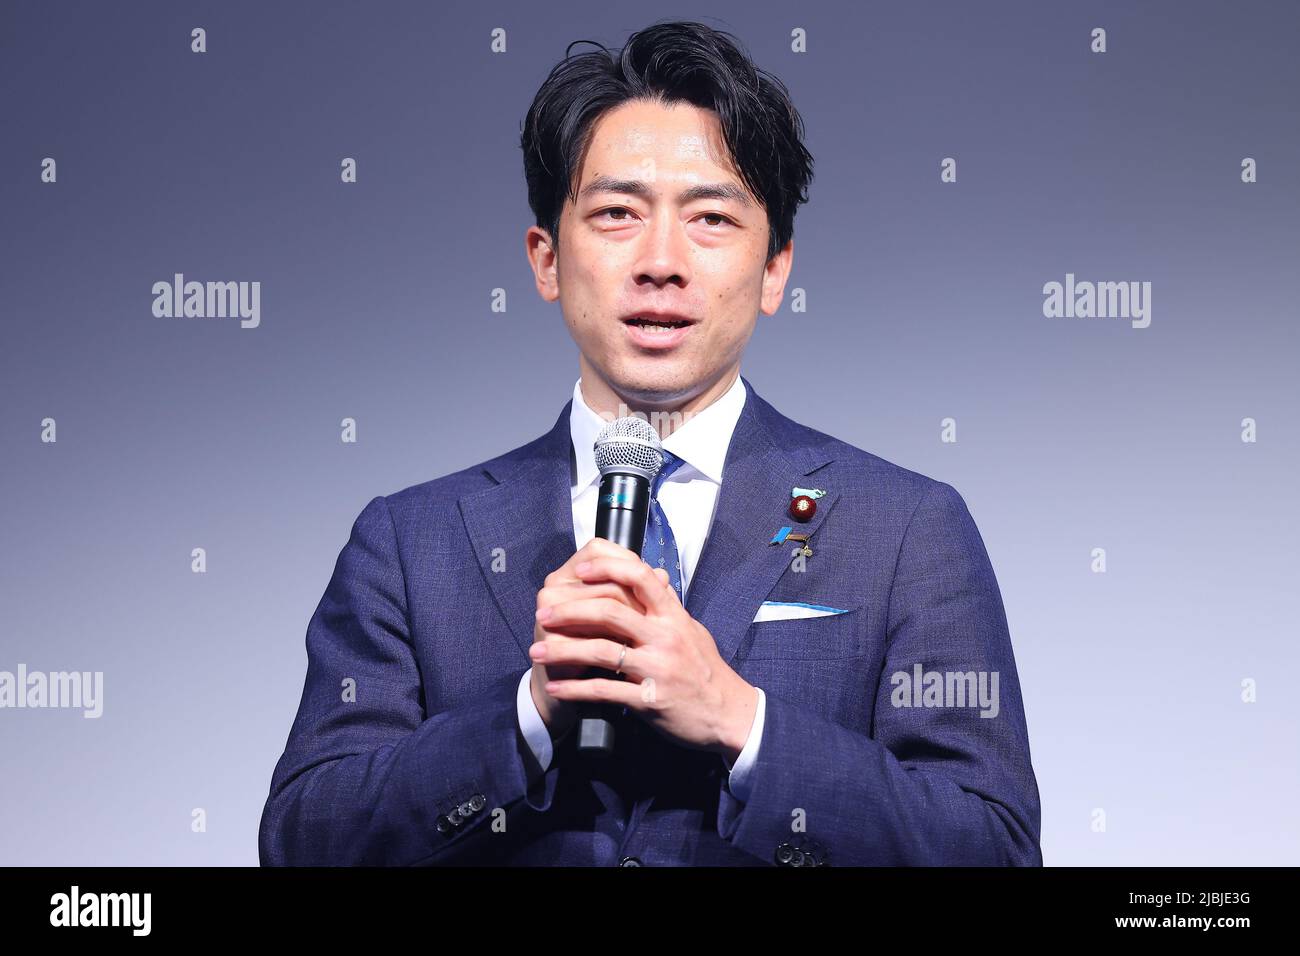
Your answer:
[622,316,693,331]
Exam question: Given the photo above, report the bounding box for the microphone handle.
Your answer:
[577,471,650,755]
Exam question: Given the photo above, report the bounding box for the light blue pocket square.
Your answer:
[752,600,850,622]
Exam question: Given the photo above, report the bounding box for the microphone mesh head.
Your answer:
[593,416,664,479]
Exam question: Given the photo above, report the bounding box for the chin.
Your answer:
[610,370,703,406]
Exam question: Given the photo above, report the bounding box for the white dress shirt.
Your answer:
[514,371,767,802]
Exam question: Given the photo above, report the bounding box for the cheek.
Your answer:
[706,284,756,327]
[704,258,762,306]
[572,257,619,314]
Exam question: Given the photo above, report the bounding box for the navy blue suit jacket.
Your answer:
[258,377,1042,865]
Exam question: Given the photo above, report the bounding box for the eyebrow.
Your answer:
[578,174,755,209]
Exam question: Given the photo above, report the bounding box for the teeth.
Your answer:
[630,317,687,330]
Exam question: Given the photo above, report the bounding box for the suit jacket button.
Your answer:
[789,850,806,867]
[470,794,486,812]
[774,843,795,865]
[448,808,464,826]
[618,856,642,866]
[458,801,475,817]
[435,815,454,835]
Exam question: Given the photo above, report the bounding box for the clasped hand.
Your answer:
[529,538,756,762]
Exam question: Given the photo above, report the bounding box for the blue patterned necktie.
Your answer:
[616,449,686,725]
[641,449,686,602]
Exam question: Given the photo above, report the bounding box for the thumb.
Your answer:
[651,567,683,604]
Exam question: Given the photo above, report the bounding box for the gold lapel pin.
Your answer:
[769,527,813,558]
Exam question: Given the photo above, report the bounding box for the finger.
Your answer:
[542,578,646,612]
[573,556,674,616]
[546,538,631,582]
[544,676,642,709]
[548,538,639,586]
[529,636,638,676]
[574,537,640,564]
[651,566,681,604]
[534,631,600,652]
[537,595,652,646]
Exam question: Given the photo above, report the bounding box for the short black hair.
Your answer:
[520,19,814,263]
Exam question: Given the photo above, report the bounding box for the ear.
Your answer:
[525,225,559,303]
[759,239,794,316]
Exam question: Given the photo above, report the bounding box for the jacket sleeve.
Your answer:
[258,495,561,866]
[715,480,1043,866]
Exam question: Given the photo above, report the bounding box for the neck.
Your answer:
[577,360,739,440]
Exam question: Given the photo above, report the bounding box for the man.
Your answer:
[258,20,1042,866]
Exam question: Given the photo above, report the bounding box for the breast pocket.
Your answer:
[740,602,866,661]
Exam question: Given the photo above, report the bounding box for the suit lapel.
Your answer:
[683,377,838,667]
[458,403,577,663]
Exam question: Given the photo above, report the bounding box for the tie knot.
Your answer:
[652,449,685,495]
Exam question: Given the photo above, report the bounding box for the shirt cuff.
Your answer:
[720,686,765,803]
[516,669,554,773]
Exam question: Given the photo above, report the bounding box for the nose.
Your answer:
[632,212,692,288]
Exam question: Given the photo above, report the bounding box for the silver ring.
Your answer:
[615,644,627,675]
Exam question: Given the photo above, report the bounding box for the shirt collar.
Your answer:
[569,372,747,496]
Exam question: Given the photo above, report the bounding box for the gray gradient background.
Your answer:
[2,0,1296,866]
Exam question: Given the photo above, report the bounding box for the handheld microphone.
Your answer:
[576,416,665,755]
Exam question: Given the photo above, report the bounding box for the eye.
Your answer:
[698,212,734,227]
[595,206,635,222]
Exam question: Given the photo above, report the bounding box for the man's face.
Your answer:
[526,98,793,415]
